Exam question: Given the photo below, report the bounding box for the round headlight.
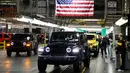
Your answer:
[73,48,79,53]
[66,47,71,53]
[45,47,50,52]
[38,47,44,52]
[11,42,14,45]
[23,42,26,45]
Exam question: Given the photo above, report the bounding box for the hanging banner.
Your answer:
[55,0,94,17]
[101,28,108,37]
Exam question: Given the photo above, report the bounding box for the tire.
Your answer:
[94,51,99,57]
[34,44,38,55]
[27,50,32,57]
[83,57,90,67]
[7,50,11,57]
[73,61,81,72]
[38,60,47,72]
[33,49,37,55]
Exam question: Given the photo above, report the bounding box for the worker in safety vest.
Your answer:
[116,33,126,72]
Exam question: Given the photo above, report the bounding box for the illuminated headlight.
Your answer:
[11,42,14,45]
[45,47,50,52]
[66,47,71,53]
[38,47,44,52]
[73,48,79,53]
[23,42,26,45]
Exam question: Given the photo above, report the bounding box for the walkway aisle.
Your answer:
[104,56,130,73]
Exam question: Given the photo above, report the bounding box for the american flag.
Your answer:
[56,0,94,17]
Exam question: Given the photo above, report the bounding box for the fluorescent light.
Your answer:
[60,26,76,31]
[115,17,128,26]
[36,14,46,18]
[76,19,102,21]
[81,28,102,32]
[126,27,128,36]
[14,16,60,28]
[31,18,44,26]
[16,16,33,23]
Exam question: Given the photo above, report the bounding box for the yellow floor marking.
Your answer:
[82,67,86,73]
[60,65,69,73]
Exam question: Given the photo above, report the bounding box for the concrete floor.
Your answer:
[0,49,129,73]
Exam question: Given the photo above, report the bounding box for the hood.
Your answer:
[88,40,96,44]
[47,42,76,48]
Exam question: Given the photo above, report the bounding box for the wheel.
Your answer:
[27,50,32,57]
[93,48,99,57]
[94,51,99,57]
[33,49,37,55]
[83,57,90,67]
[38,60,47,72]
[73,61,81,72]
[7,50,11,57]
[34,44,38,55]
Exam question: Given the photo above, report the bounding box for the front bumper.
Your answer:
[90,47,98,53]
[38,55,78,65]
[6,46,31,52]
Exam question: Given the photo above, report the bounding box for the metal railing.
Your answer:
[42,33,47,47]
[0,41,6,50]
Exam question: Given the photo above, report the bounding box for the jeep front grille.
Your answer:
[13,42,23,47]
[50,47,66,56]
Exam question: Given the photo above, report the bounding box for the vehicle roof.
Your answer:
[52,32,84,34]
[12,33,33,35]
[85,33,98,35]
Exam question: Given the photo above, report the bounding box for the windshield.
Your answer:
[12,34,31,40]
[50,32,79,42]
[0,34,10,38]
[87,35,95,40]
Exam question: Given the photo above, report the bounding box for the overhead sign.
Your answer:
[76,28,87,32]
[108,1,117,8]
[101,28,108,37]
[0,1,17,17]
[107,0,117,15]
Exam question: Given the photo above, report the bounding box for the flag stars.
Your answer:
[57,0,73,4]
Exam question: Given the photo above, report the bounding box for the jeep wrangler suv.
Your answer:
[6,33,38,57]
[37,32,90,72]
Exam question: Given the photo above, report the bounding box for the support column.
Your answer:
[46,0,49,18]
[36,0,38,14]
[29,0,32,33]
[5,24,8,33]
[30,0,33,16]
[128,0,130,41]
[48,27,53,38]
[128,14,130,41]
[112,25,116,59]
[104,0,107,19]
[16,0,20,15]
[29,22,32,33]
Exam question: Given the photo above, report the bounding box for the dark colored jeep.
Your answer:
[38,32,90,72]
[6,33,38,57]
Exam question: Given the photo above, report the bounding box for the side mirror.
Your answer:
[96,39,98,41]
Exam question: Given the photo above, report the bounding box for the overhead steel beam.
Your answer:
[107,11,124,14]
[107,15,122,17]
